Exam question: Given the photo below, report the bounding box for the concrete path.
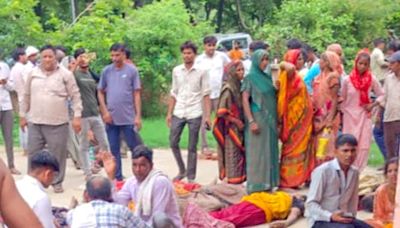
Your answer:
[3,148,373,227]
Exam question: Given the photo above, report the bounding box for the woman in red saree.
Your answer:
[213,61,246,184]
[277,49,315,188]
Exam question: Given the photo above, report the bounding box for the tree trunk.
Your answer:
[134,0,144,8]
[235,0,250,32]
[216,0,224,33]
[204,2,212,21]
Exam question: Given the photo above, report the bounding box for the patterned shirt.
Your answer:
[68,200,149,228]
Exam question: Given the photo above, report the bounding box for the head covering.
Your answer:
[322,51,343,75]
[222,60,243,107]
[349,50,372,106]
[327,43,343,56]
[248,49,273,93]
[388,50,400,63]
[25,46,39,57]
[284,49,301,66]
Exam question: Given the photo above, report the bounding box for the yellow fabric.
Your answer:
[241,191,292,222]
[277,70,287,122]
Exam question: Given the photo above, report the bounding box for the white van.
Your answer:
[214,33,253,57]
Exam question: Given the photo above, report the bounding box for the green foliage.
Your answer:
[0,0,44,54]
[123,0,213,116]
[257,0,400,69]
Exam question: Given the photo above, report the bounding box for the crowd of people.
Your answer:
[0,34,399,227]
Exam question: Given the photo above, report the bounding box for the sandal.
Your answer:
[53,185,64,193]
[10,168,21,175]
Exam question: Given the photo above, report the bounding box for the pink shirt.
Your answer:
[113,174,183,228]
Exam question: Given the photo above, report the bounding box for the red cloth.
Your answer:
[209,201,266,227]
[349,50,372,106]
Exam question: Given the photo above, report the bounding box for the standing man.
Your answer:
[166,41,211,182]
[0,49,20,175]
[305,134,371,228]
[195,35,230,157]
[371,38,388,85]
[381,51,400,160]
[74,48,109,180]
[20,44,82,193]
[98,43,142,182]
[11,47,32,157]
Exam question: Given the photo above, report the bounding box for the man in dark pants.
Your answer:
[166,41,211,182]
[98,43,142,181]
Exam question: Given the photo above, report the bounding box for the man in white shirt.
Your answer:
[371,38,388,84]
[16,150,60,228]
[305,134,371,228]
[195,36,230,156]
[166,41,211,182]
[0,49,20,175]
[10,47,31,157]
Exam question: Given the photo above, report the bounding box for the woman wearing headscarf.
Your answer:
[341,51,383,171]
[241,50,279,193]
[213,60,246,184]
[277,49,315,188]
[312,51,342,164]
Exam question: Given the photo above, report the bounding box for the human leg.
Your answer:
[0,111,17,172]
[187,117,202,181]
[78,118,91,177]
[106,124,123,181]
[169,116,187,180]
[27,123,46,171]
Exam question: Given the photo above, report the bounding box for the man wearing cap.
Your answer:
[380,51,400,159]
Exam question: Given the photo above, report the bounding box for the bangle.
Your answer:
[249,119,255,124]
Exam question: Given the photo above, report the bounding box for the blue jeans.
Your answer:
[373,110,387,160]
[106,124,141,180]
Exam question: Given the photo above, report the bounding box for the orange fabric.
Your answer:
[228,49,244,61]
[277,52,315,188]
[365,184,395,228]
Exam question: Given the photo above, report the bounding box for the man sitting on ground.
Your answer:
[67,176,148,227]
[305,134,372,228]
[101,145,183,227]
[16,150,60,228]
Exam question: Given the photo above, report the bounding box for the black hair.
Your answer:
[40,44,57,54]
[180,41,197,54]
[73,48,86,59]
[86,176,112,201]
[12,47,26,61]
[388,40,400,52]
[300,48,308,62]
[203,36,217,45]
[287,38,303,50]
[373,38,385,47]
[335,134,358,149]
[303,43,317,53]
[30,150,60,172]
[384,157,398,175]
[109,43,126,52]
[125,48,131,59]
[357,52,370,63]
[55,45,67,54]
[249,41,268,52]
[132,145,153,163]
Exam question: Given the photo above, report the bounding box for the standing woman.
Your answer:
[277,49,315,188]
[341,51,383,171]
[241,49,279,193]
[312,51,342,164]
[213,60,246,184]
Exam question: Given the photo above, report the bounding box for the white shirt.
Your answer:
[16,175,55,228]
[371,48,388,81]
[0,61,13,111]
[382,72,400,122]
[171,64,210,119]
[195,51,230,99]
[305,159,359,227]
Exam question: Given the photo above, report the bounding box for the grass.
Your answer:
[0,116,384,167]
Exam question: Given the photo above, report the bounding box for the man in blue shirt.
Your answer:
[98,43,142,181]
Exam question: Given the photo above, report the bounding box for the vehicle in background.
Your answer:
[214,33,253,58]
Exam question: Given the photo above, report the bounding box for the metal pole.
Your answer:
[70,0,76,22]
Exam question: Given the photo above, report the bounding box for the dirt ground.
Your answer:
[4,148,373,228]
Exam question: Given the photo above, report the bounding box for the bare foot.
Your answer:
[10,168,21,175]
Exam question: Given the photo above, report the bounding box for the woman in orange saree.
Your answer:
[277,49,315,188]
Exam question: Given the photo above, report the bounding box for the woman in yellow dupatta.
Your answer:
[277,49,315,188]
